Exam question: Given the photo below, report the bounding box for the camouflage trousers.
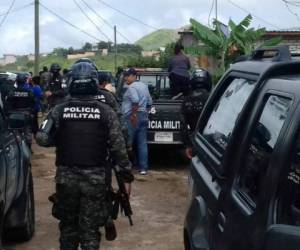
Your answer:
[53,166,108,250]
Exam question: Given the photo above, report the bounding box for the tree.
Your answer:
[68,47,75,54]
[52,47,68,57]
[82,42,93,52]
[97,41,112,50]
[159,42,176,68]
[189,15,282,75]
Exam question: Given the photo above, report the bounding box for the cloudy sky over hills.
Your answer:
[0,0,299,56]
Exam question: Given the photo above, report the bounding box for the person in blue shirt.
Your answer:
[31,76,43,137]
[122,68,152,175]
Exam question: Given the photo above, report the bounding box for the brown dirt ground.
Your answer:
[5,143,189,250]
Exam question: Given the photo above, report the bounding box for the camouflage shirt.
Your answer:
[95,88,130,149]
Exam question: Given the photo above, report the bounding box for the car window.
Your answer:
[118,74,173,100]
[138,75,157,88]
[138,75,158,98]
[202,78,256,154]
[238,95,292,206]
[158,76,172,99]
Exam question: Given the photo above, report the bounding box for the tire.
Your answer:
[6,172,35,242]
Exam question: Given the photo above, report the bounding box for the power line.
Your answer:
[96,0,159,30]
[73,0,112,41]
[0,0,17,28]
[80,0,131,43]
[282,0,300,21]
[0,2,34,18]
[284,0,300,6]
[40,2,102,42]
[208,0,215,27]
[227,0,281,30]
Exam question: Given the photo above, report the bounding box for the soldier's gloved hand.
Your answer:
[122,168,134,183]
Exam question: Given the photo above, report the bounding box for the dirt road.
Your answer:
[6,144,189,250]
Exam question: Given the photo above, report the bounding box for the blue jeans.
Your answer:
[126,112,149,171]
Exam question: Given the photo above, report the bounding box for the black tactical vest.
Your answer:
[49,75,63,92]
[182,89,209,115]
[9,86,35,111]
[181,89,209,131]
[55,100,110,167]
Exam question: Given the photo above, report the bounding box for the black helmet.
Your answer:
[75,58,98,71]
[16,73,28,85]
[190,69,212,92]
[69,62,99,95]
[50,63,61,73]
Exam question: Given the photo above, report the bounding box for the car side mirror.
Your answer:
[262,225,300,250]
[8,113,27,129]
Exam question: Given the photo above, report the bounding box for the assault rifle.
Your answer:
[112,165,133,226]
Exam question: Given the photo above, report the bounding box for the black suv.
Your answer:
[184,46,300,250]
[0,109,34,245]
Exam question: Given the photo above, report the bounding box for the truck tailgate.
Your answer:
[148,101,183,144]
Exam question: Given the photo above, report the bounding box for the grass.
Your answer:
[135,29,179,51]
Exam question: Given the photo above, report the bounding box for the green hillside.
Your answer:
[135,29,179,50]
[0,53,139,73]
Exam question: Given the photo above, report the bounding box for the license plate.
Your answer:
[154,132,173,142]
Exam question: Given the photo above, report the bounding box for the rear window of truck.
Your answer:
[117,73,174,101]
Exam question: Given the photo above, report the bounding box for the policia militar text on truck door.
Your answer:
[184,46,300,250]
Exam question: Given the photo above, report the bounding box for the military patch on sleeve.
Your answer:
[62,106,101,120]
[95,94,106,103]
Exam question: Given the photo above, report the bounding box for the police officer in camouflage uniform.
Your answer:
[6,73,35,147]
[181,69,212,158]
[36,62,133,250]
[44,63,67,108]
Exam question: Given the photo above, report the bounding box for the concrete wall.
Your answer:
[101,49,108,56]
[67,52,96,60]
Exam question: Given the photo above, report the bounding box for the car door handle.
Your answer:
[217,212,227,233]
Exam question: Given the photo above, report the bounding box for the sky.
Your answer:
[0,0,299,57]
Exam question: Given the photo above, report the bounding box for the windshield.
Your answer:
[117,73,175,100]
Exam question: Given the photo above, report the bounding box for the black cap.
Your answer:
[124,68,137,76]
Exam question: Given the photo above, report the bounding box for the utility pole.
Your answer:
[114,25,117,73]
[34,0,40,76]
[215,0,218,22]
